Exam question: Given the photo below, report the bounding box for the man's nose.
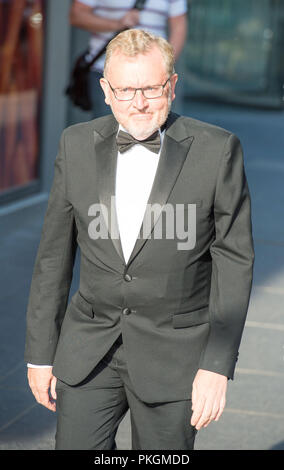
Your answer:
[133,89,148,109]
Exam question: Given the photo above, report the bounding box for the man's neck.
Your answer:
[118,120,167,141]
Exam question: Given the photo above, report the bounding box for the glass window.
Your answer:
[0,0,44,196]
[184,0,284,107]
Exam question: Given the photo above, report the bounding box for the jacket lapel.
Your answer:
[93,113,194,267]
[93,115,125,263]
[127,113,194,265]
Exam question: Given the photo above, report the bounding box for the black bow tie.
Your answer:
[116,129,161,154]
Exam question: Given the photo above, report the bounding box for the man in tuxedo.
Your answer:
[25,29,254,450]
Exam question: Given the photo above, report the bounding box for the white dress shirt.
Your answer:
[115,125,164,263]
[28,125,165,368]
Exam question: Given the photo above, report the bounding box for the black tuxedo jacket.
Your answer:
[24,112,254,403]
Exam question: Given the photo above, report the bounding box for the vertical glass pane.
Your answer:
[0,0,44,194]
[185,0,284,106]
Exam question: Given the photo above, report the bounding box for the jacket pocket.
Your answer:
[172,305,209,328]
[72,291,94,318]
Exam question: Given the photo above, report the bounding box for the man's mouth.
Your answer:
[131,113,152,118]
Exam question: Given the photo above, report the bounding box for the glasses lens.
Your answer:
[113,84,165,100]
[115,88,135,100]
[143,86,163,99]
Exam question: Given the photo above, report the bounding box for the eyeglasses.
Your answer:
[106,77,171,101]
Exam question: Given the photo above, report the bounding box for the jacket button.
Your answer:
[124,273,132,282]
[122,307,131,315]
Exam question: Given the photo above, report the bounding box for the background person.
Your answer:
[69,0,188,117]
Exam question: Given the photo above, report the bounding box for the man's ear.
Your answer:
[100,78,110,105]
[170,73,178,101]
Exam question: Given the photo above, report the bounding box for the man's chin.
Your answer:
[127,107,171,139]
[111,106,170,139]
[122,120,158,140]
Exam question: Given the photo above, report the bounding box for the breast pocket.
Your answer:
[172,305,209,328]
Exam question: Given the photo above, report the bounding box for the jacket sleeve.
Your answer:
[24,129,77,365]
[198,133,254,379]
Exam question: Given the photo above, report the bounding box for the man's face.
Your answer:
[100,46,178,140]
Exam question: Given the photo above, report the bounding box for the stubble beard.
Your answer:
[110,92,172,140]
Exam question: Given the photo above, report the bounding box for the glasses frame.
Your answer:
[106,77,172,101]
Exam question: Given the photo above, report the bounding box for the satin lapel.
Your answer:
[93,117,125,264]
[127,120,194,266]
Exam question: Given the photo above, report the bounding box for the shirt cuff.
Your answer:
[27,363,52,368]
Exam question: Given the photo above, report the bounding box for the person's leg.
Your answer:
[89,70,111,119]
[55,340,129,450]
[113,338,197,450]
[125,385,197,450]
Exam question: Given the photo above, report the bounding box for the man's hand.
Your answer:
[191,369,227,430]
[118,9,140,29]
[27,367,57,412]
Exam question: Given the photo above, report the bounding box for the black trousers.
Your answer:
[55,335,197,450]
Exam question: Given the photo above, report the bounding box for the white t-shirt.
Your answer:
[78,0,187,72]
